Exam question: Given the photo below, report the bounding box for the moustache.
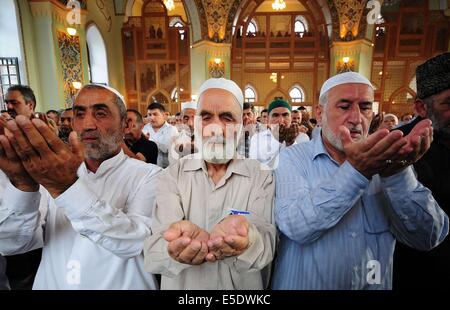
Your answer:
[80,130,101,140]
[348,125,363,134]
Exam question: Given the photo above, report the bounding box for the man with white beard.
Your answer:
[271,72,448,290]
[144,78,276,289]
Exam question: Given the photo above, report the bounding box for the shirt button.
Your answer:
[351,232,357,238]
[402,214,409,220]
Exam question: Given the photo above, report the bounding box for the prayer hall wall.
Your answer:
[2,0,449,117]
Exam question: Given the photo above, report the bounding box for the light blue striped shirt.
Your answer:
[272,135,448,290]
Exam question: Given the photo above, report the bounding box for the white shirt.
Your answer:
[250,129,309,170]
[249,129,309,169]
[0,151,161,290]
[142,122,179,168]
[250,129,282,169]
[0,171,9,290]
[0,170,8,208]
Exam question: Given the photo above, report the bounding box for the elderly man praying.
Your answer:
[144,78,276,290]
[272,72,448,290]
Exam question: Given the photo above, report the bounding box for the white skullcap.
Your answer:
[181,101,197,111]
[384,113,399,122]
[75,83,125,103]
[319,72,373,98]
[198,78,244,109]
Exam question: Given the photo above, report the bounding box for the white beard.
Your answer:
[321,112,344,151]
[201,135,236,164]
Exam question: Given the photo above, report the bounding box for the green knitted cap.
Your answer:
[268,98,291,114]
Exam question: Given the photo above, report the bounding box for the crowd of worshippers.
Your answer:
[0,52,449,290]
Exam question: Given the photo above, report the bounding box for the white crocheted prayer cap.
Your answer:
[181,101,197,111]
[75,83,125,103]
[198,78,244,109]
[319,72,374,98]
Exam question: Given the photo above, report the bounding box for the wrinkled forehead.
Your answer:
[198,89,242,116]
[384,114,398,121]
[6,90,23,100]
[328,83,374,102]
[74,87,116,107]
[61,110,73,118]
[182,108,196,117]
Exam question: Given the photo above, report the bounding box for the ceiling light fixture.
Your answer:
[272,0,286,11]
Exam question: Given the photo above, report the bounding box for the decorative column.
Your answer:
[29,0,88,111]
[190,40,231,98]
[329,0,374,78]
[330,39,374,78]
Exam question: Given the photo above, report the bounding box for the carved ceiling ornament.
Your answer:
[224,0,242,43]
[330,0,367,41]
[193,0,209,40]
[197,0,242,43]
[203,0,233,42]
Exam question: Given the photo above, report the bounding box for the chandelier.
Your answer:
[270,73,277,83]
[269,72,284,83]
[272,0,286,11]
[164,0,175,11]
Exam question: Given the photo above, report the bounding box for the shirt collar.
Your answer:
[160,122,171,131]
[182,157,251,178]
[78,150,126,179]
[312,133,336,163]
[149,122,169,133]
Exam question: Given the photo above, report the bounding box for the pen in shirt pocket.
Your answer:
[229,209,251,215]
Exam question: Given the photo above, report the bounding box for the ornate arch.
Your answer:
[288,82,307,102]
[264,88,290,106]
[193,0,214,41]
[233,0,330,41]
[124,0,206,41]
[388,86,416,103]
[224,0,243,43]
[329,0,370,42]
[243,83,258,102]
[146,88,172,104]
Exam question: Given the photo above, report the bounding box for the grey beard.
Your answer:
[429,111,450,139]
[79,129,122,160]
[201,136,236,164]
[321,113,344,152]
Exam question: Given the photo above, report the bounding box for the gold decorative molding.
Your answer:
[30,0,87,26]
[191,40,231,58]
[331,38,373,55]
